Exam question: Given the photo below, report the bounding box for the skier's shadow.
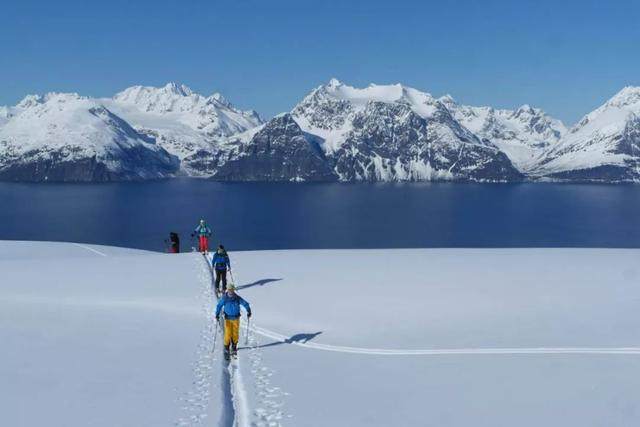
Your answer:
[240,331,323,350]
[236,278,283,290]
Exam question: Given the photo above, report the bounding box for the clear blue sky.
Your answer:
[2,0,639,124]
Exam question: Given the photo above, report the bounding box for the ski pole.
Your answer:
[245,316,251,346]
[212,317,220,354]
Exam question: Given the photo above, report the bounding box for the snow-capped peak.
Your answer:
[572,86,640,132]
[438,94,456,106]
[210,92,231,108]
[603,86,640,109]
[17,94,45,109]
[514,104,537,117]
[310,79,443,119]
[163,82,193,97]
[327,77,343,89]
[113,83,204,112]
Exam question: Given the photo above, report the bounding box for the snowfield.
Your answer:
[2,243,640,426]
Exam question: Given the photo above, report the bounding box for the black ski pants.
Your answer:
[215,269,227,291]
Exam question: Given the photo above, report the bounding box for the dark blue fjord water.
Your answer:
[1,180,640,252]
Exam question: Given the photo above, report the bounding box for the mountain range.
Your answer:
[1,80,639,182]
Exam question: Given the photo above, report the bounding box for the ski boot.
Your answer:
[231,342,238,359]
[224,345,231,361]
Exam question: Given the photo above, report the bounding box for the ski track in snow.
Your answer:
[252,326,640,356]
[245,325,289,427]
[71,243,108,257]
[174,253,218,426]
[201,252,270,427]
[226,257,289,427]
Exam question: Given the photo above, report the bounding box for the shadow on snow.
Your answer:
[237,278,283,290]
[240,331,323,351]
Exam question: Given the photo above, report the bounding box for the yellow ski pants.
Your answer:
[224,318,240,346]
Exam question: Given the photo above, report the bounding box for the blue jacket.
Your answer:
[212,251,231,271]
[216,294,251,319]
[194,224,212,237]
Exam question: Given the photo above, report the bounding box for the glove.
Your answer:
[247,312,252,318]
[190,233,195,238]
[215,315,220,321]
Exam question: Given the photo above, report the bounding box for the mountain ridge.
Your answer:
[1,80,639,182]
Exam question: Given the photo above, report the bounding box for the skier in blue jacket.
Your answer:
[215,284,251,359]
[212,245,231,295]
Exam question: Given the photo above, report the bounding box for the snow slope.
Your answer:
[105,83,263,176]
[234,248,640,426]
[441,96,566,172]
[533,86,640,181]
[0,242,225,426]
[4,243,640,426]
[0,94,179,181]
[0,84,262,180]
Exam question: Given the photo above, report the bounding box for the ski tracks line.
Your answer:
[252,326,640,356]
[72,243,107,257]
[244,323,289,427]
[174,253,219,426]
[228,257,289,427]
[203,252,253,427]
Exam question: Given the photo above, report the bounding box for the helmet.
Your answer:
[226,283,236,291]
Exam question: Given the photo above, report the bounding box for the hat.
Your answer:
[226,283,236,291]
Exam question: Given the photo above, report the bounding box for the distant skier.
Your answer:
[215,284,251,360]
[212,245,231,295]
[191,219,212,253]
[166,232,180,253]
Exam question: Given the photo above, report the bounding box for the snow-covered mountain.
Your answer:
[3,80,640,183]
[275,79,522,181]
[0,93,178,181]
[532,87,640,182]
[104,83,263,176]
[440,97,566,172]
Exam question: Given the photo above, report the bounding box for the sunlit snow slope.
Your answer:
[3,243,640,426]
[0,242,225,426]
[235,249,640,426]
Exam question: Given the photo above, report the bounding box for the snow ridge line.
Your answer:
[252,326,640,356]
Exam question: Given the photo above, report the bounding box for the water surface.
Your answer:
[0,180,638,251]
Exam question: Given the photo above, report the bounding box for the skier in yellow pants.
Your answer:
[215,284,252,359]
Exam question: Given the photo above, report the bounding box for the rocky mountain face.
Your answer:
[218,79,522,182]
[287,79,522,181]
[214,114,336,181]
[0,93,178,181]
[2,80,640,183]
